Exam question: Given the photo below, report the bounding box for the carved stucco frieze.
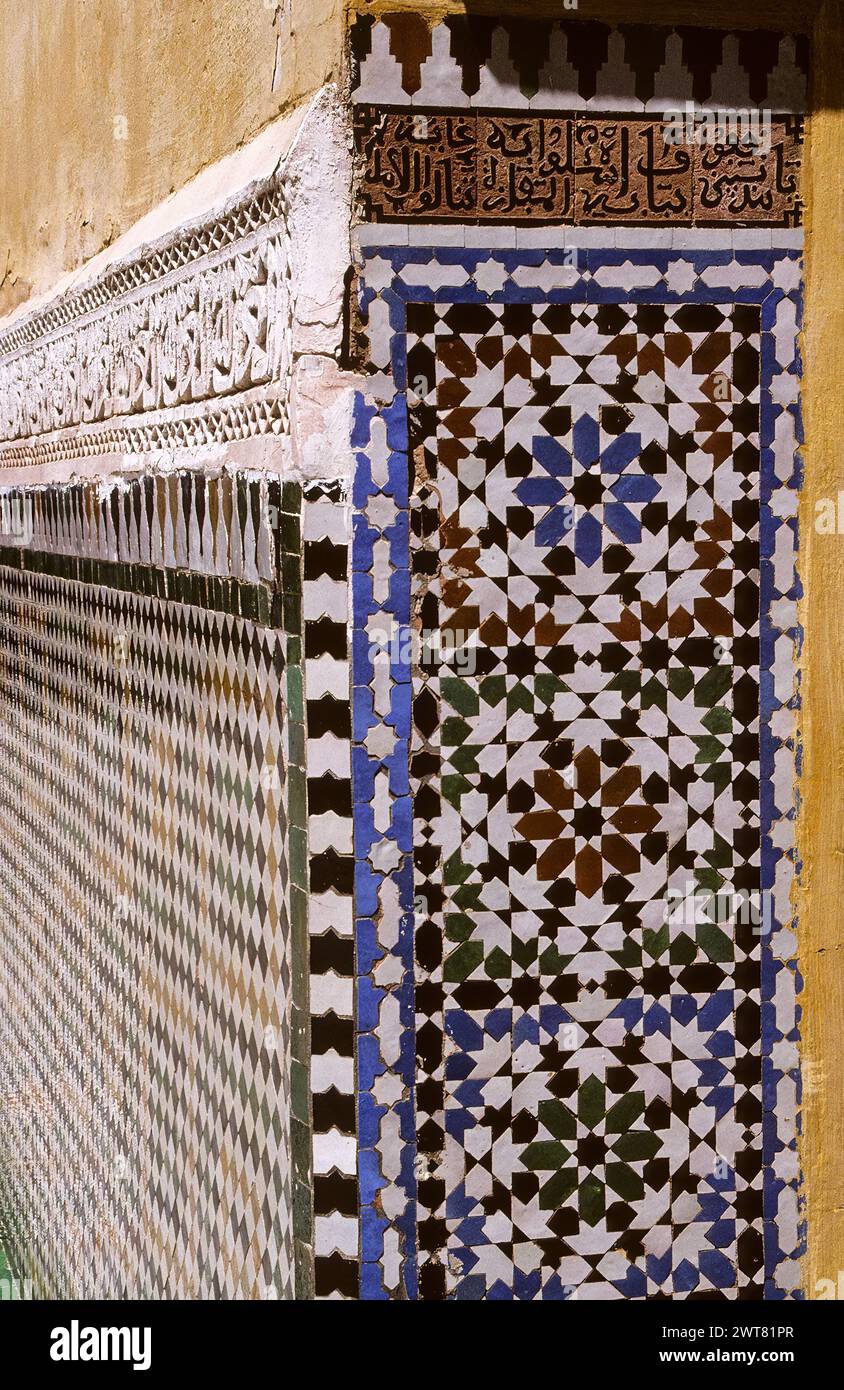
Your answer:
[0,230,292,445]
[0,85,351,474]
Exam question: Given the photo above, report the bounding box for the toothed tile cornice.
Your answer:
[350,16,809,112]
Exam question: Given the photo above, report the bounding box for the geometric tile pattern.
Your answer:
[351,246,802,1299]
[0,473,312,1299]
[351,17,808,114]
[354,110,804,227]
[351,388,418,1300]
[410,300,764,1299]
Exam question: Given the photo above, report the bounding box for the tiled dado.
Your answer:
[0,563,302,1297]
[354,111,804,227]
[0,473,295,623]
[0,471,355,1299]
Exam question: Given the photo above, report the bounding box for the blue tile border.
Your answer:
[352,246,803,1299]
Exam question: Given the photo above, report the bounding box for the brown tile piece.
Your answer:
[477,115,574,222]
[355,108,477,222]
[693,117,803,225]
[575,118,694,224]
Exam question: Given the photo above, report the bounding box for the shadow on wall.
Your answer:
[349,5,813,109]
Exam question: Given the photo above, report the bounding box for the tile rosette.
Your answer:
[351,245,802,1299]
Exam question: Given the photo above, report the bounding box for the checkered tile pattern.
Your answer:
[303,481,358,1298]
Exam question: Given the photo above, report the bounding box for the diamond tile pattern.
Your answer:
[0,566,296,1298]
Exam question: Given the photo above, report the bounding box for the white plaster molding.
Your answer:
[0,85,357,484]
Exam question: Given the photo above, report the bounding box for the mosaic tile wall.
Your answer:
[0,473,318,1298]
[345,13,804,1300]
[0,101,359,1301]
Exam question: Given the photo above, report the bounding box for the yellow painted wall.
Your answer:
[797,0,844,1304]
[0,0,344,316]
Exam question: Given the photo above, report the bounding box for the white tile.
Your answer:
[355,223,410,248]
[532,27,584,111]
[515,226,570,250]
[770,229,804,249]
[400,260,469,289]
[613,227,674,249]
[354,22,406,106]
[311,1049,355,1094]
[671,229,721,249]
[565,227,617,249]
[313,1129,357,1176]
[307,733,352,780]
[309,889,354,937]
[464,226,516,249]
[730,228,773,249]
[303,499,348,544]
[315,1213,358,1258]
[306,655,349,700]
[475,26,529,108]
[310,972,354,1017]
[646,32,692,110]
[308,810,354,856]
[413,23,469,107]
[303,575,348,622]
[415,224,465,247]
[700,262,769,290]
[589,31,642,111]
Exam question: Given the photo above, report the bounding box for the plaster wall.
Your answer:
[0,0,344,317]
[797,0,844,1303]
